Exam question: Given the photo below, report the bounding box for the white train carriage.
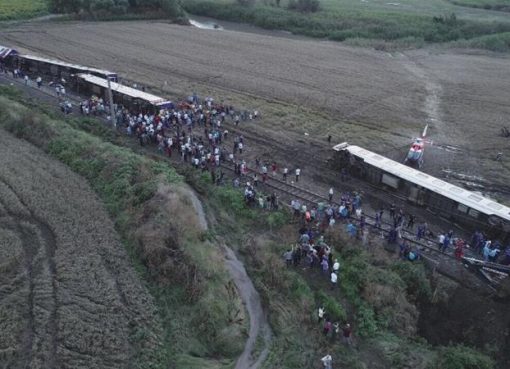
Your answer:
[76,73,174,111]
[334,143,510,241]
[8,51,118,81]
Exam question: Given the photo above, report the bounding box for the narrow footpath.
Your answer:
[187,190,272,369]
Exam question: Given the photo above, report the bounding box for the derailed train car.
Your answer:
[75,73,174,112]
[333,143,510,242]
[1,45,118,82]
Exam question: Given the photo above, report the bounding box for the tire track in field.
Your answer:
[0,179,59,369]
[396,53,445,136]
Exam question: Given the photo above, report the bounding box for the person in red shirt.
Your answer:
[342,323,353,345]
[455,239,464,260]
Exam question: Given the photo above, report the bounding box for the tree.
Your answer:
[236,0,256,6]
[287,0,320,12]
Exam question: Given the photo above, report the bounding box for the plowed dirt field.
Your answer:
[0,129,160,369]
[1,21,509,197]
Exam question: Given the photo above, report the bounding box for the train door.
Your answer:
[408,186,418,203]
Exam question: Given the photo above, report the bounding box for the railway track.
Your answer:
[2,73,497,287]
[218,159,456,260]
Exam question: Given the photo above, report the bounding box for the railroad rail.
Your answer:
[219,160,454,256]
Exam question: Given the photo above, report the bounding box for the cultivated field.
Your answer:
[1,21,509,198]
[0,128,161,368]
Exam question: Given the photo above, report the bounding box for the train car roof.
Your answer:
[334,144,510,221]
[0,45,17,59]
[20,54,117,77]
[77,73,172,107]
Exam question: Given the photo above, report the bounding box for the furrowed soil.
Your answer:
[0,129,161,368]
[1,21,508,200]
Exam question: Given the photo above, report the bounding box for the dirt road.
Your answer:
[0,129,161,369]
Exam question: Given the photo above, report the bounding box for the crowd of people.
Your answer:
[5,67,510,268]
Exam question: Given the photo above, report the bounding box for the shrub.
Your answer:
[430,345,494,369]
[316,291,347,322]
[287,0,320,13]
[391,262,432,302]
[356,303,378,337]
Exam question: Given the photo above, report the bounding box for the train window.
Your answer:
[468,208,480,218]
[432,179,446,187]
[468,194,483,202]
[457,204,468,213]
[382,174,399,189]
[487,202,503,210]
[448,186,464,194]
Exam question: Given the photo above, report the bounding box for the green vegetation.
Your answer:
[449,0,510,12]
[0,0,48,20]
[0,85,498,369]
[448,31,510,51]
[0,86,242,369]
[429,345,495,369]
[48,0,184,20]
[182,0,510,50]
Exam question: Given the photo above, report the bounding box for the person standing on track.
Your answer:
[271,162,277,176]
[407,214,415,230]
[283,167,288,181]
[261,164,268,183]
[328,187,334,203]
[295,168,301,182]
[389,203,396,219]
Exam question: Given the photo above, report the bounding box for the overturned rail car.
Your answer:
[333,143,510,242]
[75,73,174,112]
[1,46,118,82]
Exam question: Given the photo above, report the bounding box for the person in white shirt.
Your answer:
[333,259,340,272]
[438,234,445,250]
[318,306,325,323]
[321,354,332,369]
[328,187,334,202]
[295,168,301,182]
[330,271,338,289]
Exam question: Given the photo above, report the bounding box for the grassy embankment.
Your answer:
[197,170,496,369]
[182,0,510,51]
[0,85,497,369]
[449,0,510,12]
[0,0,48,20]
[0,86,245,369]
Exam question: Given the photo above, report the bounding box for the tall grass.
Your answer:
[447,31,510,51]
[449,0,510,12]
[182,0,510,48]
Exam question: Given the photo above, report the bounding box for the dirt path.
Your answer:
[396,52,445,138]
[187,189,272,369]
[223,245,272,369]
